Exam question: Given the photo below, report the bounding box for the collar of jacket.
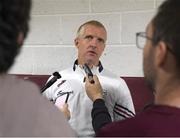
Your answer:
[72,59,103,73]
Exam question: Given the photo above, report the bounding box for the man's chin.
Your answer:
[85,58,96,65]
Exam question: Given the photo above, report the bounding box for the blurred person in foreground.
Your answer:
[85,0,180,136]
[0,0,74,136]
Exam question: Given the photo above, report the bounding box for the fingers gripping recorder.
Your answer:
[83,63,95,84]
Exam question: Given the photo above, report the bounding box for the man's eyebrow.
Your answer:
[83,34,106,42]
[98,37,105,42]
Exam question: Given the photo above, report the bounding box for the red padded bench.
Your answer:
[14,74,154,114]
[121,77,154,113]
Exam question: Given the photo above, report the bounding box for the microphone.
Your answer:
[41,72,61,93]
[83,63,95,84]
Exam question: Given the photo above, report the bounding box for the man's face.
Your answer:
[143,23,156,91]
[75,24,107,66]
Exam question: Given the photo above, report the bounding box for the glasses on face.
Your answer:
[136,32,153,49]
[136,32,175,55]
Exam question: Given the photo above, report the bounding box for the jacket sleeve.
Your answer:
[113,78,135,120]
[91,99,112,134]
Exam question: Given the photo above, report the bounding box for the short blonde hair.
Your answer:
[76,20,107,38]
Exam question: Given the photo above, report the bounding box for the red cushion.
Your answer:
[122,77,154,113]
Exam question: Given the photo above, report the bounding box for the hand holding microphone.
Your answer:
[83,64,103,102]
[85,75,103,102]
[58,103,71,120]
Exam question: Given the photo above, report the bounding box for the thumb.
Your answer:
[63,103,68,108]
[93,75,100,83]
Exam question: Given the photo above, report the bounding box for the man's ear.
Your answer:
[155,41,168,67]
[17,32,24,46]
[74,38,79,48]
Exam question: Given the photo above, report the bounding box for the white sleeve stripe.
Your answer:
[114,106,134,118]
[115,103,135,116]
[113,110,127,119]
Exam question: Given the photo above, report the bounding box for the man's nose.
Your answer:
[90,38,98,47]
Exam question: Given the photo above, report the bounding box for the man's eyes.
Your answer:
[84,35,93,40]
[84,35,105,44]
[97,38,104,44]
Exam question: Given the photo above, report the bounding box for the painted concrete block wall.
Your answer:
[9,0,165,76]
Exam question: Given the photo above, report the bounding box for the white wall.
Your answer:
[9,0,165,76]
